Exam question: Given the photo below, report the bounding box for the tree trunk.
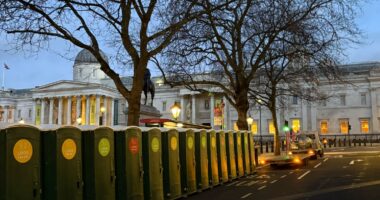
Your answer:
[235,90,249,130]
[126,60,148,126]
[269,99,281,155]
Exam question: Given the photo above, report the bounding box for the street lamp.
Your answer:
[76,117,82,125]
[100,106,106,125]
[247,115,253,131]
[170,102,181,121]
[257,99,263,153]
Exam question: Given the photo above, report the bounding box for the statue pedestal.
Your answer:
[139,104,161,119]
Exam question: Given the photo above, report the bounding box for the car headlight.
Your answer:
[288,151,293,155]
[308,149,314,155]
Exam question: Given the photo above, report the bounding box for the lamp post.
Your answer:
[257,99,263,153]
[170,102,181,121]
[247,115,253,131]
[100,106,106,125]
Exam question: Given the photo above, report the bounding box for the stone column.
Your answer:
[4,106,8,123]
[192,95,196,124]
[370,88,378,133]
[223,96,228,130]
[210,94,215,128]
[86,95,90,125]
[58,97,63,125]
[67,96,72,125]
[49,97,54,124]
[41,99,45,125]
[180,96,185,121]
[76,96,81,120]
[110,98,115,126]
[95,95,100,125]
[32,99,37,124]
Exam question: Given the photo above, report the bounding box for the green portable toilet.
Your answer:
[241,131,251,175]
[114,126,144,200]
[248,132,256,172]
[0,124,41,200]
[161,128,181,200]
[233,131,244,177]
[141,127,164,200]
[225,131,237,180]
[82,126,115,200]
[206,129,219,186]
[216,130,228,183]
[41,126,83,200]
[194,129,209,190]
[178,128,197,195]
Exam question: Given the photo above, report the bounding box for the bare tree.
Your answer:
[158,0,361,135]
[0,0,221,125]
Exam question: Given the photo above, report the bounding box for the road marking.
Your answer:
[241,193,252,199]
[323,158,329,162]
[342,166,348,169]
[297,170,311,180]
[349,160,355,165]
[236,181,248,186]
[280,175,287,179]
[227,181,239,186]
[258,185,266,190]
[246,180,259,186]
[289,171,294,174]
[270,180,380,200]
[270,180,278,184]
[314,163,322,168]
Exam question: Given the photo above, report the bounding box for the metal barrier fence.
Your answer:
[253,134,380,153]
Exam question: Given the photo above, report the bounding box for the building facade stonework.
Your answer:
[1,49,380,135]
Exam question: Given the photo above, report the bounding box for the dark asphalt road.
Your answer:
[186,146,380,200]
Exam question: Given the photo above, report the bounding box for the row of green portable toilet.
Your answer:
[0,125,256,200]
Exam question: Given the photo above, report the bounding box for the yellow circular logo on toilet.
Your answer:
[201,136,207,148]
[170,137,178,151]
[187,136,194,150]
[13,139,33,164]
[98,138,111,157]
[62,139,77,160]
[151,137,160,152]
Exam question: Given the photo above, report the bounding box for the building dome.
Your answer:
[74,49,108,65]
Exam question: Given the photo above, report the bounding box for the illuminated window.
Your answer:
[339,119,348,134]
[320,120,328,134]
[268,120,275,134]
[291,119,301,133]
[233,122,239,131]
[251,120,258,134]
[162,101,167,111]
[360,119,369,133]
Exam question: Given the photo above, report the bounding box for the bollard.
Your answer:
[353,139,356,147]
[260,142,263,154]
[338,139,341,147]
[254,147,259,167]
[343,138,346,147]
[359,139,362,146]
[364,139,367,146]
[265,142,269,153]
[270,141,274,152]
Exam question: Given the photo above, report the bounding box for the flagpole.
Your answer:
[2,67,4,91]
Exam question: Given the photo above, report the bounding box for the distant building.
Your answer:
[1,49,380,134]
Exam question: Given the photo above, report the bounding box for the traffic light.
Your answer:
[283,120,290,132]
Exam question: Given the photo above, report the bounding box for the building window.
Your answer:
[292,96,298,105]
[361,93,366,105]
[204,99,210,110]
[233,122,239,131]
[18,110,21,118]
[360,119,369,133]
[291,119,301,133]
[162,101,167,111]
[320,120,328,134]
[339,119,349,134]
[28,109,32,118]
[268,120,275,134]
[251,120,258,134]
[340,94,346,106]
[79,68,82,77]
[113,99,119,125]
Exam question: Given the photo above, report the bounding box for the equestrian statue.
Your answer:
[143,68,155,106]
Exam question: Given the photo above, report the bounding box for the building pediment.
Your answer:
[32,80,98,91]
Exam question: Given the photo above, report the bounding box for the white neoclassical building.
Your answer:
[1,49,380,135]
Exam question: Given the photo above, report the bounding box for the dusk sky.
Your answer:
[1,1,380,89]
